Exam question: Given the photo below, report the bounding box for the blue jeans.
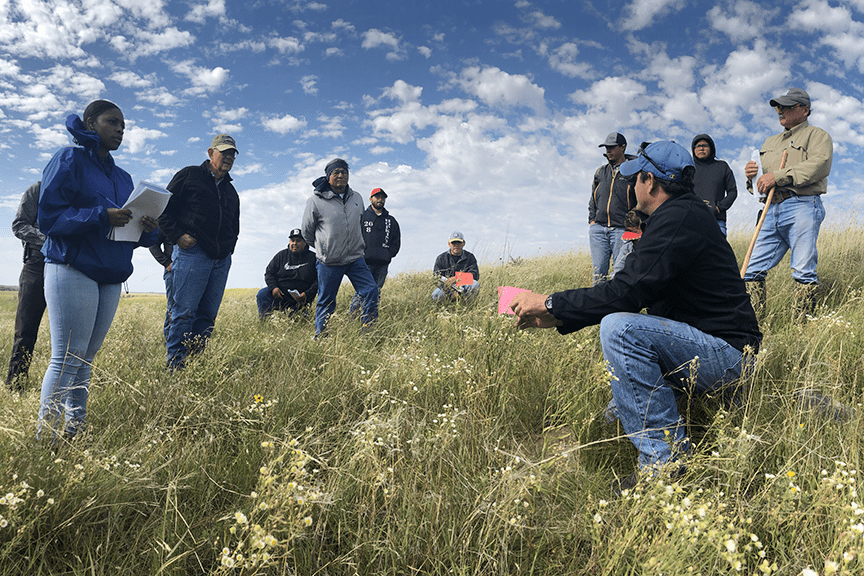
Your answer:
[717,220,727,237]
[256,287,309,318]
[432,280,480,302]
[600,312,749,470]
[589,224,626,285]
[162,266,173,341]
[743,195,825,284]
[166,244,231,369]
[38,264,121,438]
[349,262,388,314]
[315,259,379,336]
[612,240,634,276]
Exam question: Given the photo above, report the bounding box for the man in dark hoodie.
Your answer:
[257,228,318,320]
[589,132,637,285]
[159,134,241,370]
[349,187,401,314]
[691,134,737,236]
[511,141,761,489]
[302,158,379,337]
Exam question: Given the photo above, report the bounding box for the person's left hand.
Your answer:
[756,172,777,195]
[510,292,562,329]
[141,215,158,233]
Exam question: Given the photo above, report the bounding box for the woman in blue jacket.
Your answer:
[37,100,158,439]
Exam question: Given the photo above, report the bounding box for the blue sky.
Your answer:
[2,0,864,293]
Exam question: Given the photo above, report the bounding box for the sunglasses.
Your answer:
[637,142,668,176]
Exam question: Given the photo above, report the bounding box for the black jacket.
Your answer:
[691,134,737,222]
[551,192,761,353]
[589,155,637,227]
[264,246,318,296]
[361,206,401,265]
[159,161,240,260]
[434,250,480,281]
[149,231,174,268]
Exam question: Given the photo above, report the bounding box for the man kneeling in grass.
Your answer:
[510,141,762,490]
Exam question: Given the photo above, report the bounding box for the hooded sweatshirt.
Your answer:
[361,205,401,265]
[301,181,366,266]
[691,134,737,222]
[264,245,318,295]
[551,192,761,354]
[40,114,158,284]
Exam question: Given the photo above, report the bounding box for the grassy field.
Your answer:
[1,226,863,575]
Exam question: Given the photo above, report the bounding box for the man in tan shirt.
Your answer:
[743,87,832,318]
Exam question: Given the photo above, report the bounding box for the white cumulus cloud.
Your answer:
[262,114,307,134]
[186,0,226,24]
[456,66,546,112]
[621,0,688,31]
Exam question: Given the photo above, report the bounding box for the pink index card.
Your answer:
[497,286,530,315]
[455,271,474,286]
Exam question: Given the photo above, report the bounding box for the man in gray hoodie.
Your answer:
[302,158,379,337]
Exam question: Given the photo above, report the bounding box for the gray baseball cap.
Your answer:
[599,132,627,147]
[770,88,810,108]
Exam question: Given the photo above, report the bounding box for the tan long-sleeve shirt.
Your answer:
[750,120,833,196]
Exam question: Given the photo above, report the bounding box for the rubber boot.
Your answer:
[792,282,818,322]
[745,279,766,317]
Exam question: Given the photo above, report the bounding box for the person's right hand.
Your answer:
[271,287,284,299]
[744,160,758,180]
[107,208,133,227]
[177,234,197,249]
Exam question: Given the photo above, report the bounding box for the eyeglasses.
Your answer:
[694,143,710,149]
[330,169,348,176]
[637,142,668,176]
[219,149,237,158]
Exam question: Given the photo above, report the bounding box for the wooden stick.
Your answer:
[740,150,788,278]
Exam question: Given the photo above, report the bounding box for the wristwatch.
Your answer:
[545,295,554,315]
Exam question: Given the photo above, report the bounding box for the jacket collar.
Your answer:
[66,114,116,174]
[201,160,233,184]
[783,119,810,139]
[314,184,354,200]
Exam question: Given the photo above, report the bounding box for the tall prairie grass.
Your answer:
[0,228,863,575]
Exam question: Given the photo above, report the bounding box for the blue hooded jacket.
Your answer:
[40,114,158,284]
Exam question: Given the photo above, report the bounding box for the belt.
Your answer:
[770,190,795,204]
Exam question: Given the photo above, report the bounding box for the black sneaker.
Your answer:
[612,472,639,496]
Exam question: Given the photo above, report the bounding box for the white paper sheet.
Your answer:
[750,149,763,195]
[109,181,171,242]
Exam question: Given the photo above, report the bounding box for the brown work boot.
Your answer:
[745,280,766,317]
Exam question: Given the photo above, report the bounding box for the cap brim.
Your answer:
[618,157,645,176]
[769,97,804,107]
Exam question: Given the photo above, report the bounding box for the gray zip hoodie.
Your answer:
[302,184,366,266]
